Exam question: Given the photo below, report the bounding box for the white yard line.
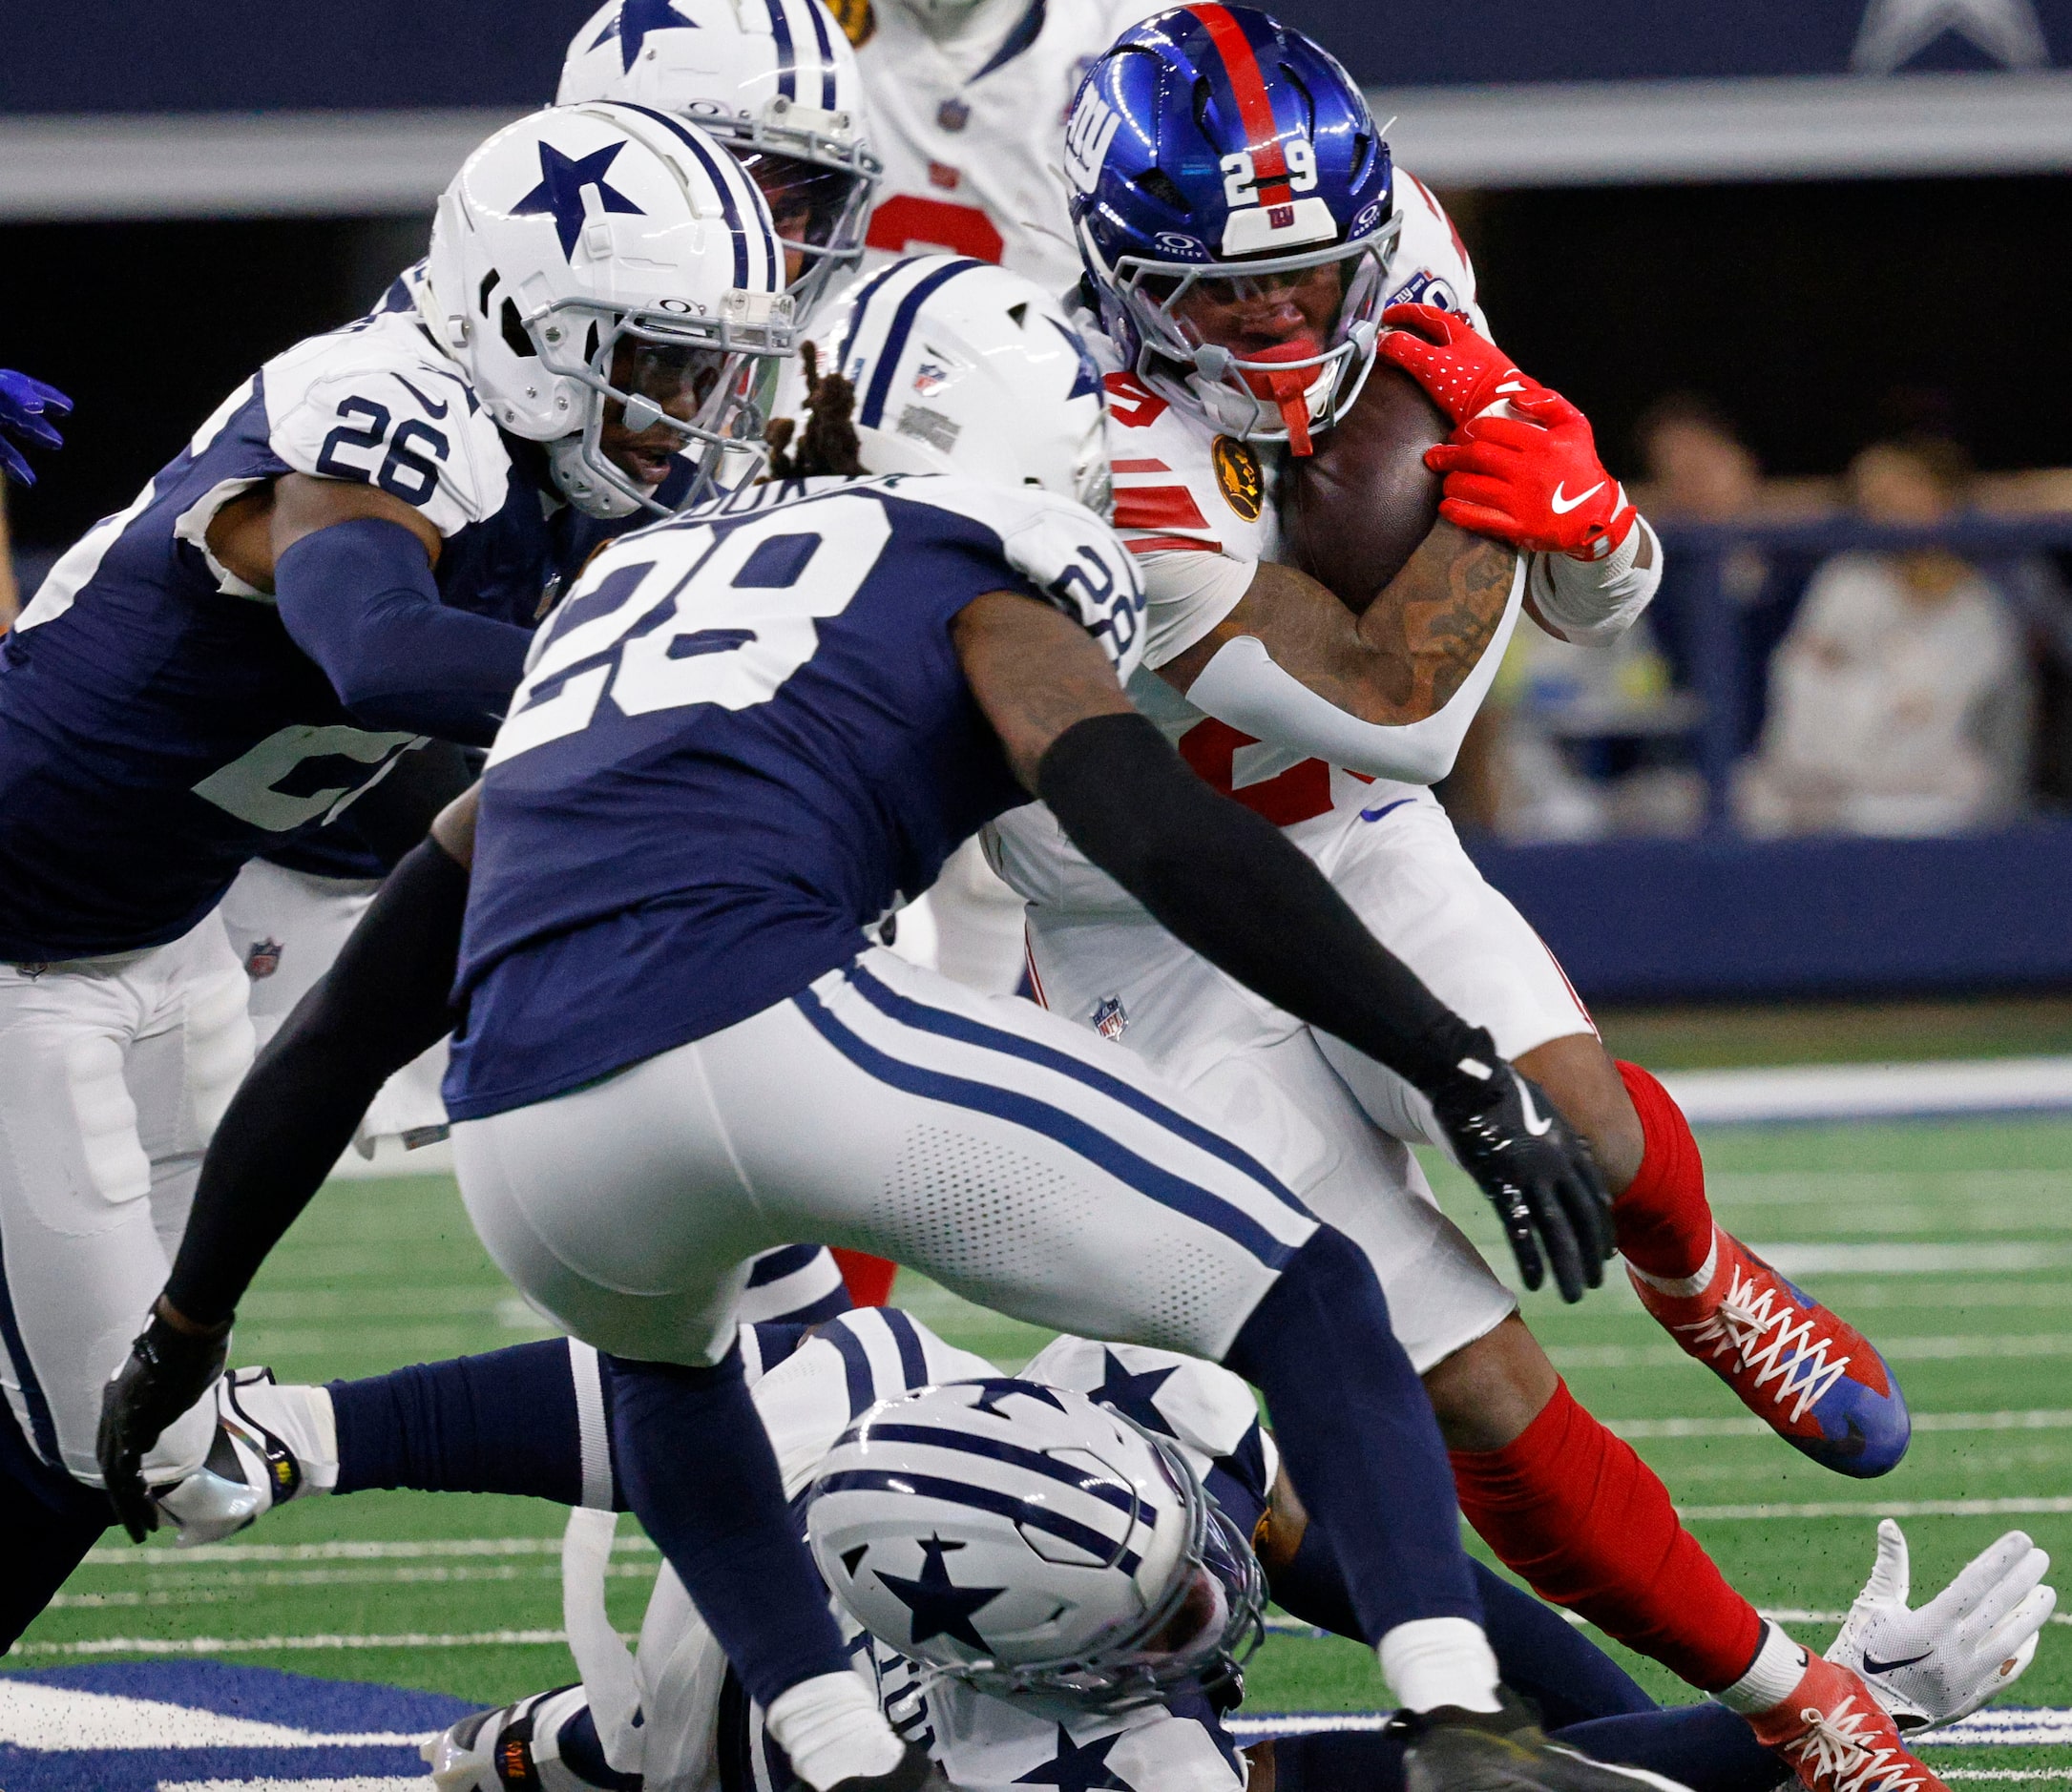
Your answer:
[1663,1058,2072,1124]
[1549,1335,2072,1369]
[1611,1409,2072,1438]
[1681,1495,2072,1521]
[82,1535,657,1568]
[7,1628,580,1657]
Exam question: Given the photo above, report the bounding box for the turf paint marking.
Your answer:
[157,1780,426,1791]
[1224,1710,2072,1745]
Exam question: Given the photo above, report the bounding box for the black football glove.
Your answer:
[1426,1034,1614,1302]
[97,1302,232,1543]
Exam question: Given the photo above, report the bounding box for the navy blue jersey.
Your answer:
[447,472,1142,1120]
[0,279,599,962]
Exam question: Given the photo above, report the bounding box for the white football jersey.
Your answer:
[847,0,1167,297]
[990,168,1489,916]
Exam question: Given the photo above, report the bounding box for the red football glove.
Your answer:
[1424,386,1638,561]
[1375,302,1535,426]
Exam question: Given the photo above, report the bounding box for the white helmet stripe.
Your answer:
[613,100,778,293]
[787,0,842,111]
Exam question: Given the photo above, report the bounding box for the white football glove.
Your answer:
[1827,1518,2056,1731]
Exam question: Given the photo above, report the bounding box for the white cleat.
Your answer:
[422,1687,627,1792]
[1828,1519,2057,1731]
[155,1366,338,1547]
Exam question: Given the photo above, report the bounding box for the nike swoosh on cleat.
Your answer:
[1863,1651,1934,1676]
[1550,481,1605,514]
[1516,1079,1555,1136]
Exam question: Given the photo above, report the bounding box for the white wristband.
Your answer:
[1527,514,1662,643]
[1185,553,1525,786]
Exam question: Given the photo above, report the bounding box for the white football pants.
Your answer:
[217,857,450,1148]
[996,791,1594,1370]
[452,948,1319,1369]
[0,916,253,1484]
[221,859,848,1328]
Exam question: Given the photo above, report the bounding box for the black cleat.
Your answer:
[824,1742,947,1792]
[1402,1693,1693,1792]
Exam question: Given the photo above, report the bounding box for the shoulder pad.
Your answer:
[263,315,513,537]
[1386,168,1484,327]
[884,474,1148,681]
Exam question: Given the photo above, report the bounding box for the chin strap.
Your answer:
[1237,337,1327,455]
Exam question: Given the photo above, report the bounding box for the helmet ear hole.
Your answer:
[584,321,602,365]
[500,299,536,361]
[1135,169,1188,213]
[477,271,499,317]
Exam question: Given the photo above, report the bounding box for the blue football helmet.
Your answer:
[1064,5,1398,453]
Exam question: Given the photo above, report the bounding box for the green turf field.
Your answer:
[14,1114,2072,1782]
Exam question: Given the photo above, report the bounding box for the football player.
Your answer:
[0,103,793,1643]
[211,0,889,1177]
[844,0,1162,296]
[93,1304,2043,1792]
[105,256,1640,1792]
[834,0,1179,1001]
[979,13,1916,1782]
[387,1313,2046,1792]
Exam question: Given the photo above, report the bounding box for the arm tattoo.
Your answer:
[1345,525,1517,722]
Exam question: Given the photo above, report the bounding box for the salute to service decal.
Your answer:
[1212,435,1265,522]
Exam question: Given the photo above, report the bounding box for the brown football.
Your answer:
[1279,360,1449,615]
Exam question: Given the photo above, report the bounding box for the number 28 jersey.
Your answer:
[446,472,1143,1122]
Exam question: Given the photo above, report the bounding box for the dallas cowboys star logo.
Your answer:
[1088,1349,1179,1438]
[873,1535,1008,1652]
[1852,0,2048,71]
[590,0,699,73]
[969,1378,1068,1419]
[1014,1725,1128,1792]
[512,140,647,261]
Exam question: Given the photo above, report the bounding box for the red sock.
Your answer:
[1452,1379,1762,1691]
[1611,1060,1716,1281]
[829,1249,898,1307]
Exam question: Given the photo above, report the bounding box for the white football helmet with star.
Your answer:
[1827,1518,2056,1731]
[420,102,795,518]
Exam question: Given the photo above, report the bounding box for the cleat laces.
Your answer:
[1676,1261,1851,1424]
[1782,1695,1927,1792]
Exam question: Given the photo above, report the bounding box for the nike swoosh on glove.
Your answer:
[1423,386,1638,562]
[1374,303,1533,427]
[0,369,72,488]
[1828,1518,2058,1730]
[1427,1043,1616,1303]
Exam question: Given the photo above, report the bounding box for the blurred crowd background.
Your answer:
[5,0,2070,1003]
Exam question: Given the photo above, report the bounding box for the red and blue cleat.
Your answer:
[1628,1226,1910,1477]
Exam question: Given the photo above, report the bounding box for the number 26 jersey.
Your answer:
[0,275,588,963]
[447,472,1143,1121]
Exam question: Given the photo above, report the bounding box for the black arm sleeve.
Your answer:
[1036,712,1483,1094]
[342,740,478,871]
[163,839,470,1326]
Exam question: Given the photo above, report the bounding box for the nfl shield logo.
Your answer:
[1091,994,1128,1042]
[244,937,283,980]
[912,360,950,397]
[936,97,971,133]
